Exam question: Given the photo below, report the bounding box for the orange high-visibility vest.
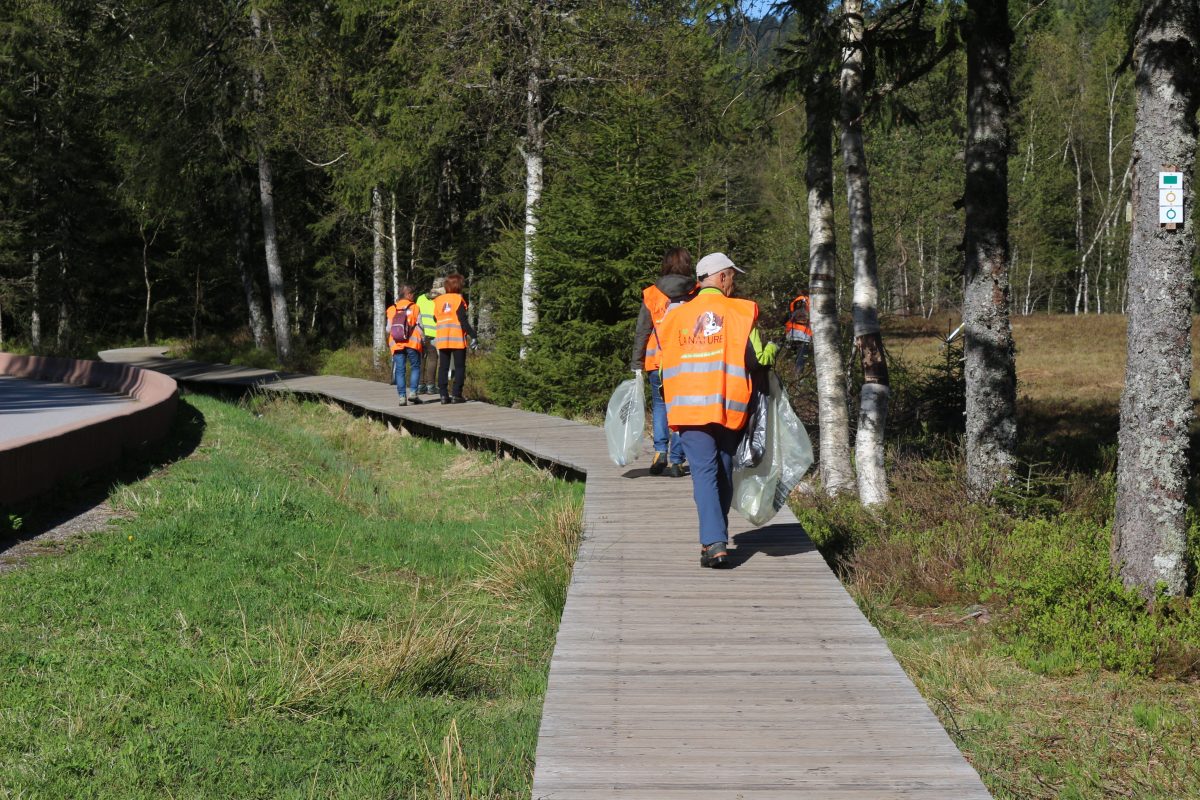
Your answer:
[785,293,813,338]
[660,292,757,431]
[641,285,671,371]
[434,293,468,350]
[387,299,422,353]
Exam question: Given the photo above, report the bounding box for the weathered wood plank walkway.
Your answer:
[100,347,990,799]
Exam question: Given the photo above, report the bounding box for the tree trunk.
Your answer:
[251,7,292,362]
[520,63,544,359]
[840,0,889,506]
[962,0,1018,500]
[805,72,855,497]
[236,200,268,349]
[30,248,41,351]
[142,226,153,345]
[390,190,400,302]
[1112,0,1200,600]
[409,214,418,279]
[55,250,68,351]
[371,185,387,366]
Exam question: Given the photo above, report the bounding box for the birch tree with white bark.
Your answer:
[840,0,889,506]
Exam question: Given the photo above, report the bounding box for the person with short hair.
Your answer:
[434,272,477,404]
[631,247,697,477]
[659,252,777,568]
[386,284,423,406]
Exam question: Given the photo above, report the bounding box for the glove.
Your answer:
[469,341,480,352]
[759,342,779,367]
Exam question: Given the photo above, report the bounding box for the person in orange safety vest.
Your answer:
[434,272,478,404]
[784,291,813,372]
[630,247,697,477]
[659,252,778,569]
[386,284,423,406]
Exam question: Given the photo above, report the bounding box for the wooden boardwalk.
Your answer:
[100,348,990,799]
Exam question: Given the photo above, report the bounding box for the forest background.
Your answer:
[1,0,1179,410]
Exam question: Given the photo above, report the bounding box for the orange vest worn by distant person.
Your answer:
[641,285,672,371]
[434,293,468,350]
[659,291,757,431]
[387,299,422,354]
[785,293,813,340]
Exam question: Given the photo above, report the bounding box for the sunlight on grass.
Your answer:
[0,394,582,799]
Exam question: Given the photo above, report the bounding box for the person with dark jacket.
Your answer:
[631,247,697,477]
[434,272,478,404]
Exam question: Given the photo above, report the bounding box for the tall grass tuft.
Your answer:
[199,605,486,721]
[419,718,494,800]
[474,498,582,620]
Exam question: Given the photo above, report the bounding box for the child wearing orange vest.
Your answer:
[659,252,777,568]
[630,247,697,477]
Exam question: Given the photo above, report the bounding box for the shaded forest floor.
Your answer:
[786,313,1200,799]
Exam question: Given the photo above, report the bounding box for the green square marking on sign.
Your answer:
[1163,175,1179,185]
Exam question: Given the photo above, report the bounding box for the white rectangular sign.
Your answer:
[1159,172,1184,225]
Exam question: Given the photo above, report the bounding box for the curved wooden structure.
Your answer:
[0,353,177,505]
[99,347,990,799]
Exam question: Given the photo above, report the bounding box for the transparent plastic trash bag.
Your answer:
[605,376,645,466]
[732,372,815,525]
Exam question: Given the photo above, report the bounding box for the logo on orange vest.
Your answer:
[678,311,725,346]
[693,311,724,337]
[442,302,452,313]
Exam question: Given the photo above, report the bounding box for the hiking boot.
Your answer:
[664,462,687,478]
[451,396,467,404]
[440,395,451,405]
[649,452,667,476]
[398,396,408,407]
[409,396,423,405]
[700,541,730,569]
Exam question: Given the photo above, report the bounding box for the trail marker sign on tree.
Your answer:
[1159,171,1184,229]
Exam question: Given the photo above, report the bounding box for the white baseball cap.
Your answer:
[696,252,745,280]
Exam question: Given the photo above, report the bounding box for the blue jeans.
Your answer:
[678,424,741,547]
[393,349,420,397]
[647,370,684,464]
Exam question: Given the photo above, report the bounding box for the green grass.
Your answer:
[0,393,582,799]
[878,611,1200,799]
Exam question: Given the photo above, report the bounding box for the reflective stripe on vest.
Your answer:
[642,285,671,371]
[659,293,757,430]
[434,294,467,349]
[660,359,748,381]
[668,394,751,415]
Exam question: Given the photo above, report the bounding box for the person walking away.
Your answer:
[386,284,423,406]
[631,247,697,477]
[416,278,443,394]
[660,252,777,569]
[784,291,813,373]
[434,272,477,404]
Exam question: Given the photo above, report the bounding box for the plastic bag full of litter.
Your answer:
[732,372,814,525]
